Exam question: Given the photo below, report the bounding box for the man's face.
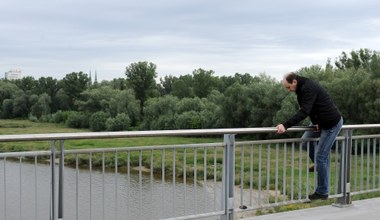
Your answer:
[283,79,297,92]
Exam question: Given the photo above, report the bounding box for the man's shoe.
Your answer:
[309,165,315,172]
[308,192,328,201]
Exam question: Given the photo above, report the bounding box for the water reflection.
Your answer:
[0,160,221,220]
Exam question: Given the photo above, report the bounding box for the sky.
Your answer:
[1,0,380,82]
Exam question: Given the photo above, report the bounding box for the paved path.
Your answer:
[242,197,380,220]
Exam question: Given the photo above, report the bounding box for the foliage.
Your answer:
[66,111,89,128]
[0,48,379,131]
[89,111,109,131]
[106,113,131,131]
[125,61,158,116]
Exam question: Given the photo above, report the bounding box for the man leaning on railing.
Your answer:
[276,72,343,201]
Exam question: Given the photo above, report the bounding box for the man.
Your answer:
[276,72,343,201]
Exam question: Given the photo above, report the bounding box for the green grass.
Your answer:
[0,119,221,151]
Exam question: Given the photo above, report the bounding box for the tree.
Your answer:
[125,61,158,116]
[159,75,177,96]
[334,48,379,71]
[89,111,109,131]
[36,77,59,112]
[142,95,178,129]
[13,76,37,94]
[60,72,90,110]
[171,75,194,98]
[192,68,217,98]
[12,90,29,118]
[30,93,52,118]
[0,81,19,105]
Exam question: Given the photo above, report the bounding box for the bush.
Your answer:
[106,113,131,131]
[89,111,109,131]
[175,111,202,129]
[66,111,89,128]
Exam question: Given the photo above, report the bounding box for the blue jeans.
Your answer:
[301,117,343,195]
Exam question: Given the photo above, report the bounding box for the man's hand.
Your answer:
[276,124,286,134]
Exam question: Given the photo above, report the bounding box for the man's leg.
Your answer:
[314,118,343,196]
[301,130,320,163]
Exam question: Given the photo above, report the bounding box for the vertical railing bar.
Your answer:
[314,141,318,190]
[19,157,22,220]
[340,138,346,196]
[161,149,165,219]
[282,143,287,204]
[50,140,56,220]
[173,148,176,217]
[240,145,244,207]
[3,157,6,220]
[88,152,92,220]
[213,146,217,211]
[139,150,143,220]
[115,151,118,220]
[378,138,380,189]
[291,142,295,201]
[366,139,370,190]
[275,143,279,204]
[58,140,64,220]
[249,144,254,207]
[184,148,187,215]
[127,152,131,220]
[298,142,302,200]
[354,140,358,192]
[360,139,364,191]
[34,156,38,220]
[266,144,270,205]
[258,144,262,206]
[76,154,79,220]
[193,148,197,213]
[102,152,105,220]
[203,147,207,212]
[306,142,310,199]
[89,152,93,220]
[372,138,376,189]
[150,149,154,220]
[334,141,339,194]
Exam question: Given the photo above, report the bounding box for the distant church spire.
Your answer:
[94,70,98,84]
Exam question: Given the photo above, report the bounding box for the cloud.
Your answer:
[1,0,380,81]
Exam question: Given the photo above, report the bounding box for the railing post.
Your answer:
[58,140,64,220]
[334,129,353,207]
[221,134,235,220]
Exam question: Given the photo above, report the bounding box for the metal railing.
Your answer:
[1,125,380,220]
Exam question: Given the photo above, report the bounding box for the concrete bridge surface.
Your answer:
[243,197,380,220]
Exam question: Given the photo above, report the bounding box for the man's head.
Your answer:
[282,72,298,92]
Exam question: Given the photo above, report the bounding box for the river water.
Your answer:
[0,160,221,220]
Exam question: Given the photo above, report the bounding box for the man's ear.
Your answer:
[292,79,297,85]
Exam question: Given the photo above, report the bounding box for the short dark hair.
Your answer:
[285,72,297,83]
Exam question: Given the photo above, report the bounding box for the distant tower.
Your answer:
[94,70,98,84]
[89,70,92,81]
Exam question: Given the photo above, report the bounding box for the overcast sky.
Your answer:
[1,0,380,82]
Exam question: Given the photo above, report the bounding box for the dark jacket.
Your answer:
[283,75,341,130]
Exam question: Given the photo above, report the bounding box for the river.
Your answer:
[0,160,221,220]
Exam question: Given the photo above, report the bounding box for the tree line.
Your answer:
[0,48,379,133]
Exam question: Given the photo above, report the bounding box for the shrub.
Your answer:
[106,113,131,131]
[89,111,109,131]
[66,111,89,128]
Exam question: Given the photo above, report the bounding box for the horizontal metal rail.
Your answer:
[1,124,379,142]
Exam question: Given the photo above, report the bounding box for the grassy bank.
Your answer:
[0,119,221,151]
